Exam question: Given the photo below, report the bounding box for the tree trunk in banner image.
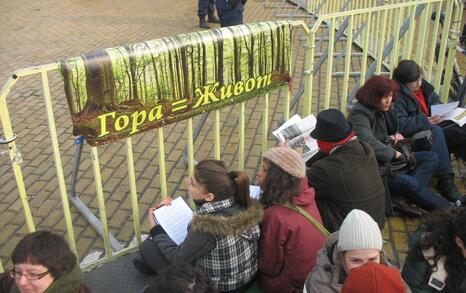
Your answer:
[178,38,190,99]
[82,50,116,115]
[275,25,281,73]
[124,45,139,101]
[60,60,77,115]
[212,29,224,86]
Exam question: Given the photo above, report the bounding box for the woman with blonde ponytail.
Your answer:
[134,159,263,293]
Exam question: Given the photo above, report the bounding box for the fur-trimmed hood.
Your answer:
[190,200,263,236]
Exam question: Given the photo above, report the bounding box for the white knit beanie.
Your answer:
[338,209,383,251]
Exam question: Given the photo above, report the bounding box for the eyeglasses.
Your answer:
[10,270,50,280]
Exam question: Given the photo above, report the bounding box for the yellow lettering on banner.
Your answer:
[256,73,272,88]
[194,82,219,108]
[149,105,163,121]
[97,112,116,137]
[171,99,188,112]
[220,84,233,100]
[115,115,130,131]
[130,110,147,134]
[245,78,256,92]
[233,81,244,96]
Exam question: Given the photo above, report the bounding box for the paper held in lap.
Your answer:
[152,197,193,245]
[272,114,319,162]
[431,102,466,127]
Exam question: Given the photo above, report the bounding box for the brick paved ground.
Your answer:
[0,0,465,273]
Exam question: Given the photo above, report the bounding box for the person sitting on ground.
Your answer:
[402,206,466,293]
[134,159,262,293]
[257,146,326,293]
[0,230,91,293]
[393,59,463,202]
[145,262,217,293]
[348,75,450,211]
[307,108,386,232]
[304,209,394,293]
[341,262,407,293]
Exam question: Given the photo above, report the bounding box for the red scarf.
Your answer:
[414,88,429,116]
[317,131,356,154]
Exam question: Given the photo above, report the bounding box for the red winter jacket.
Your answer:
[259,178,326,293]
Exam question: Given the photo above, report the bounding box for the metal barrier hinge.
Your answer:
[0,134,23,164]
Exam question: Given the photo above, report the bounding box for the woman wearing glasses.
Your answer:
[0,230,90,293]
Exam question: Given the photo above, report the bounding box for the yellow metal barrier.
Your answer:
[304,0,463,114]
[0,21,310,272]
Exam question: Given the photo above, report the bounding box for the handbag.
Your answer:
[280,201,330,238]
[379,138,417,176]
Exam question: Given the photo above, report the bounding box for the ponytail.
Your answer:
[195,160,252,207]
[229,171,251,207]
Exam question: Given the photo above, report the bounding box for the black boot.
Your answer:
[199,16,210,29]
[133,258,156,275]
[437,176,461,202]
[208,14,220,23]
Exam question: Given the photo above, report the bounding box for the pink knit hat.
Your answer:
[263,147,306,179]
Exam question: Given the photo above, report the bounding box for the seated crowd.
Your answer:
[1,60,466,293]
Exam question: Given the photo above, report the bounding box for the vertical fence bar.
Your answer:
[187,118,194,176]
[415,3,430,63]
[41,71,77,253]
[91,147,112,258]
[214,110,221,160]
[0,76,35,232]
[360,12,372,85]
[238,102,245,171]
[342,15,354,114]
[427,2,442,82]
[404,6,417,59]
[157,128,168,198]
[261,94,269,154]
[125,137,141,245]
[303,28,315,116]
[390,7,403,75]
[376,10,388,75]
[435,0,454,92]
[324,18,335,109]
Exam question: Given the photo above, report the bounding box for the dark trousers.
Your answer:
[198,0,216,17]
[387,152,450,210]
[216,0,245,27]
[439,120,466,161]
[417,124,454,176]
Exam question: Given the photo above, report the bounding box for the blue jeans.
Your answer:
[387,152,450,210]
[216,0,245,27]
[198,0,216,17]
[427,125,453,176]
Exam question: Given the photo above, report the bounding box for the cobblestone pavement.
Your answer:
[0,0,465,272]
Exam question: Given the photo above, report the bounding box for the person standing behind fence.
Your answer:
[215,0,246,27]
[0,230,91,293]
[134,159,262,293]
[198,0,219,29]
[402,206,466,293]
[256,146,326,293]
[307,108,386,232]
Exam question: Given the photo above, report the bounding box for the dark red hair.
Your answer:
[355,76,399,109]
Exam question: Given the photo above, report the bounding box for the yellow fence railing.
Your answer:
[0,22,310,272]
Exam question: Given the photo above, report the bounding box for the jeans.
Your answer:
[198,0,216,17]
[427,124,453,176]
[387,151,450,210]
[216,0,245,27]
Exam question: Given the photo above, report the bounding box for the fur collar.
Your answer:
[190,200,263,236]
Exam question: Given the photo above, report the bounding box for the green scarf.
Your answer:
[11,264,83,293]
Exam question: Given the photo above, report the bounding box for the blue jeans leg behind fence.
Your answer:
[198,0,216,17]
[387,151,450,210]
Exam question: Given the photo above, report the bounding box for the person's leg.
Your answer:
[207,0,219,23]
[440,121,466,161]
[198,0,210,28]
[137,238,170,273]
[216,0,244,27]
[429,125,461,201]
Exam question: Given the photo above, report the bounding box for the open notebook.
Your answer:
[152,197,193,245]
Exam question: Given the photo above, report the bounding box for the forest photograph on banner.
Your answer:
[60,21,294,146]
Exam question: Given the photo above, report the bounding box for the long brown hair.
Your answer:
[259,159,301,208]
[194,159,251,207]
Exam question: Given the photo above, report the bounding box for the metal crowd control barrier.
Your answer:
[0,21,311,272]
[302,0,463,115]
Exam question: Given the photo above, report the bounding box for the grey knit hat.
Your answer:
[338,209,383,251]
[263,147,306,179]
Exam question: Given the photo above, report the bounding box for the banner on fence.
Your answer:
[60,21,294,146]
